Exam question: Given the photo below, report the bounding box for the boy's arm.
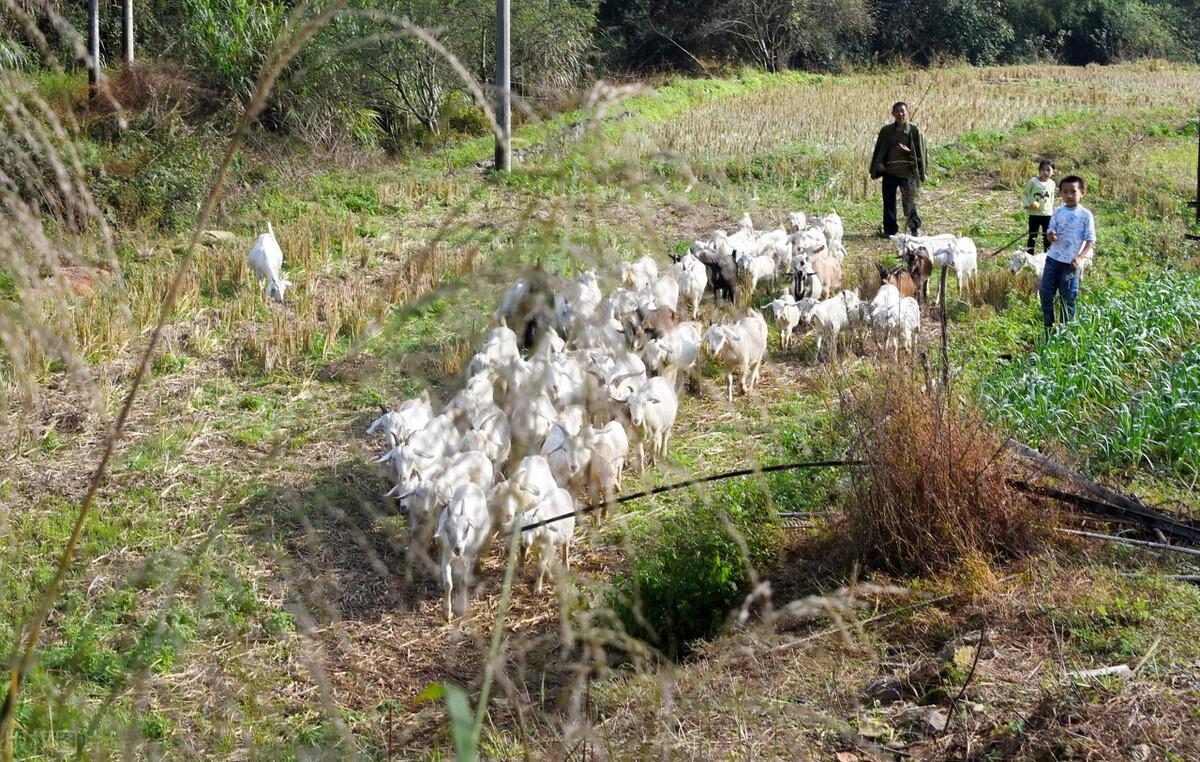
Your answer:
[1073,211,1097,267]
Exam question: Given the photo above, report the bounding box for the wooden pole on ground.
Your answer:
[937,261,949,399]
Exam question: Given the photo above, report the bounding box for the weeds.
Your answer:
[841,369,1050,575]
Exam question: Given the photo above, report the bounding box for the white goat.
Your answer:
[247,222,291,302]
[582,422,629,521]
[735,251,776,295]
[765,293,803,350]
[491,455,559,527]
[435,483,493,620]
[702,311,768,401]
[460,405,511,468]
[1010,249,1047,289]
[806,291,863,364]
[621,256,659,291]
[366,392,433,447]
[950,237,978,290]
[871,296,920,360]
[379,413,459,484]
[668,253,708,319]
[541,407,590,491]
[642,321,702,390]
[788,228,827,261]
[509,390,557,457]
[648,275,680,314]
[619,375,679,469]
[811,212,844,257]
[518,487,576,593]
[787,211,807,232]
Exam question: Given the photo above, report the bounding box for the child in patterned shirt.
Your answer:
[1040,175,1096,332]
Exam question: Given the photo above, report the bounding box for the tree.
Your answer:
[705,0,872,72]
[706,0,800,72]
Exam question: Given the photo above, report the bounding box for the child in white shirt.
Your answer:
[1040,175,1096,331]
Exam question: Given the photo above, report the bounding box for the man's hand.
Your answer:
[897,144,911,153]
[1047,230,1059,243]
[1027,203,1039,211]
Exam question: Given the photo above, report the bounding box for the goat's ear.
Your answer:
[379,404,389,415]
[875,262,888,281]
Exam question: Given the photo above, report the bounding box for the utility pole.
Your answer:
[122,0,134,65]
[494,0,511,172]
[87,0,100,87]
[1189,109,1199,241]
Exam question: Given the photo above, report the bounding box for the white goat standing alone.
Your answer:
[247,222,292,302]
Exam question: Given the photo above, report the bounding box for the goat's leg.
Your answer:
[441,560,454,621]
[726,371,734,402]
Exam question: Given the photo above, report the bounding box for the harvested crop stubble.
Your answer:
[841,370,1051,575]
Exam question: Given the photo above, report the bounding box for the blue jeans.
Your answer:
[1039,257,1080,327]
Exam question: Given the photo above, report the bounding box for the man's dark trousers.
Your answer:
[882,173,921,236]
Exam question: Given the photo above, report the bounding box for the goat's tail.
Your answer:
[267,221,275,237]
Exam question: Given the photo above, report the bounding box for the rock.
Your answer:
[938,630,995,663]
[835,752,860,762]
[862,676,907,705]
[891,703,949,735]
[857,713,892,740]
[201,230,238,244]
[1127,744,1152,761]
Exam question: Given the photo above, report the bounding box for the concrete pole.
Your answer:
[494,0,511,172]
[87,0,100,86]
[123,0,134,65]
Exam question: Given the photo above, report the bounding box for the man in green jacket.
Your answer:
[869,101,927,237]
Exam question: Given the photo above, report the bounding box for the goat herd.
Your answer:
[324,209,999,621]
[244,210,1003,619]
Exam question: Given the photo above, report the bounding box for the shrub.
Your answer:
[841,369,1050,576]
[609,478,784,659]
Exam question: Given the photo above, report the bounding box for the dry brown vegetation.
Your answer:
[840,369,1055,575]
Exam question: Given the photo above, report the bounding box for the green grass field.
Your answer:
[3,62,1200,759]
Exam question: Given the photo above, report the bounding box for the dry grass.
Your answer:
[840,368,1053,576]
[630,63,1200,203]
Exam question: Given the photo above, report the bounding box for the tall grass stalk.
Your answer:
[0,3,351,756]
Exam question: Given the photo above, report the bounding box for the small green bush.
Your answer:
[443,92,491,138]
[609,478,784,659]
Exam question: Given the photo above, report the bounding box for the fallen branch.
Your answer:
[1056,528,1200,558]
[1010,445,1200,544]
